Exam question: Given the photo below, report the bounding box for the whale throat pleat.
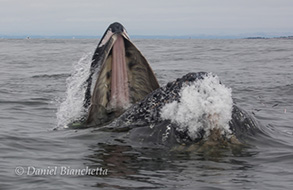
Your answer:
[110,35,129,108]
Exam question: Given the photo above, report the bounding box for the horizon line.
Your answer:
[1,34,293,40]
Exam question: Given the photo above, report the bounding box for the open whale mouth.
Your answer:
[84,22,159,125]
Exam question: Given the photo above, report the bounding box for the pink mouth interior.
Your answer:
[110,35,129,109]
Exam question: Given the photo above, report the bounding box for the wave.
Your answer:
[32,73,70,79]
[160,73,233,141]
[0,100,48,106]
[56,53,92,127]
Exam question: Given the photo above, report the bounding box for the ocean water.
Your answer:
[1,38,293,190]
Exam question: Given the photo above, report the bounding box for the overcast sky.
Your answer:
[1,0,292,36]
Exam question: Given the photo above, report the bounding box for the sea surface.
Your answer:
[1,38,293,190]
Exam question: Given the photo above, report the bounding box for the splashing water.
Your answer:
[56,53,92,127]
[160,73,233,140]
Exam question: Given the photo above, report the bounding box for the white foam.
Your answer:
[160,73,233,141]
[56,53,92,127]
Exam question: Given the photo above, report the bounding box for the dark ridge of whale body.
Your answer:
[109,72,263,146]
[71,22,159,127]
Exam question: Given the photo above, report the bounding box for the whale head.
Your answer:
[83,22,159,126]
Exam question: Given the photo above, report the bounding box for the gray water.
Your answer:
[1,38,293,190]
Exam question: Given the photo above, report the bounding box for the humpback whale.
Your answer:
[67,22,262,146]
[77,22,159,127]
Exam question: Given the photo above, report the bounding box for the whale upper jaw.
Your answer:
[84,22,159,126]
[98,22,130,48]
